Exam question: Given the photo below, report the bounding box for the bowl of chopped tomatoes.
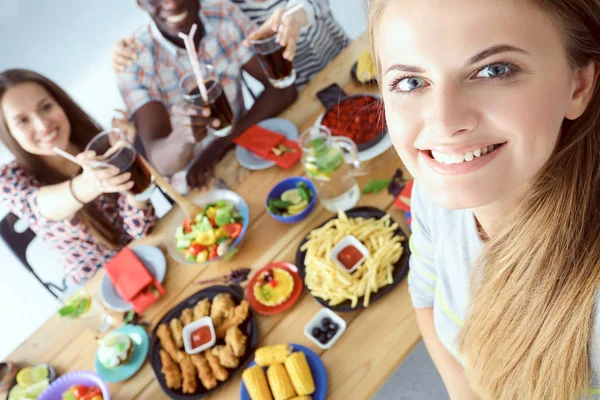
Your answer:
[317,94,387,152]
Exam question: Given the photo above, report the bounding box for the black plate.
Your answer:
[320,94,387,152]
[149,285,259,400]
[295,207,410,312]
[351,62,378,85]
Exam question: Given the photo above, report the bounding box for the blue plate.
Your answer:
[266,177,317,224]
[101,245,166,312]
[95,324,149,383]
[239,344,328,400]
[235,118,299,170]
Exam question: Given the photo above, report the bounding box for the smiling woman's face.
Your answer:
[376,0,579,209]
[1,82,71,156]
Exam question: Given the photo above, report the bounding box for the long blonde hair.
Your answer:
[368,1,600,398]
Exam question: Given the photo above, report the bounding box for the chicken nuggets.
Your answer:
[159,349,182,390]
[210,293,235,326]
[212,345,239,368]
[169,318,184,349]
[205,350,229,381]
[157,323,184,363]
[180,308,194,326]
[180,355,198,394]
[225,326,248,357]
[191,353,218,390]
[193,298,212,320]
[215,300,250,338]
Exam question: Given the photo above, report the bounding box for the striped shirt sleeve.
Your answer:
[116,43,162,116]
[222,0,255,67]
[407,182,437,308]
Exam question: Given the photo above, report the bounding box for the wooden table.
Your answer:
[8,34,421,399]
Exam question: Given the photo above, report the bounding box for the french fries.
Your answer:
[301,210,404,308]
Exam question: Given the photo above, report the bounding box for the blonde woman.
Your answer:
[368,0,600,398]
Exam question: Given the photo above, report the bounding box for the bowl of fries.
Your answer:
[295,207,410,311]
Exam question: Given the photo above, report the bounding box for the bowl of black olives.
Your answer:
[303,308,347,349]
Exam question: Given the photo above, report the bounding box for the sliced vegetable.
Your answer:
[215,205,234,227]
[209,246,218,260]
[192,216,212,233]
[194,229,216,246]
[196,250,209,263]
[297,183,310,201]
[183,218,193,234]
[187,243,206,256]
[216,236,230,245]
[223,223,243,239]
[176,238,192,249]
[72,385,89,398]
[269,198,293,209]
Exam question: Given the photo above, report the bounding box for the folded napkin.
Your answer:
[233,125,286,158]
[260,139,302,169]
[393,179,414,212]
[233,125,302,169]
[105,247,165,314]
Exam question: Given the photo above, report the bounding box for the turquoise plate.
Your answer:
[95,324,149,383]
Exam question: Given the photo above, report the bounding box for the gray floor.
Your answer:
[372,341,450,400]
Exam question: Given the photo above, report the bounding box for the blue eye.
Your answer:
[389,76,427,94]
[398,77,425,91]
[476,63,513,79]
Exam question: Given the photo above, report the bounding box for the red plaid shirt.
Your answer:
[116,0,254,193]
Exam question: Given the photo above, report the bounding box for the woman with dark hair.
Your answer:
[0,69,156,284]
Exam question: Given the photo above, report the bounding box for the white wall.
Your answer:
[0,0,366,360]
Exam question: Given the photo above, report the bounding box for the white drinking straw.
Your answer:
[282,3,304,19]
[52,147,104,169]
[178,24,209,104]
[276,3,304,42]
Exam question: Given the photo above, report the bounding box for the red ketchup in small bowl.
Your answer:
[337,245,363,270]
[191,326,212,350]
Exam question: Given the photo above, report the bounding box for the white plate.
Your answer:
[235,118,299,170]
[100,245,167,312]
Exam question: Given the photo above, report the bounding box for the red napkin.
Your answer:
[104,247,165,314]
[393,179,414,212]
[260,139,302,169]
[233,125,286,158]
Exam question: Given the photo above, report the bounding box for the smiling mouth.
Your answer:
[166,10,189,24]
[425,143,506,165]
[38,129,59,144]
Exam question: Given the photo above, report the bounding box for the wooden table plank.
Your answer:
[7,32,422,400]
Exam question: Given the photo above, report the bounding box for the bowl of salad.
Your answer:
[266,177,317,224]
[167,189,250,265]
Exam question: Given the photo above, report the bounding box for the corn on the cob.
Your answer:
[289,397,312,400]
[284,352,315,396]
[255,344,292,367]
[243,365,273,400]
[267,363,296,400]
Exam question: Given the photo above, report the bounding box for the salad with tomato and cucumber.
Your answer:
[62,384,104,400]
[175,201,245,263]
